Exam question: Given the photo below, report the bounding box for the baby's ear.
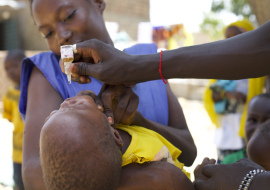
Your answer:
[113,129,123,147]
[93,0,106,15]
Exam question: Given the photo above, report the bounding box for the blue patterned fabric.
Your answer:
[19,43,169,126]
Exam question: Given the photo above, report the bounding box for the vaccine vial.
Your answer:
[61,45,74,84]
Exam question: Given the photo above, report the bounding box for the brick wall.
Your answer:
[104,0,150,40]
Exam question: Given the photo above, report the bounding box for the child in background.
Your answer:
[2,50,25,190]
[221,93,270,165]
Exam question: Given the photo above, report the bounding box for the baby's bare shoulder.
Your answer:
[118,162,195,190]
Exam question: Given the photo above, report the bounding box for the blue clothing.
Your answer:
[19,44,169,126]
[212,80,237,114]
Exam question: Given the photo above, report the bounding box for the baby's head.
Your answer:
[245,93,270,171]
[225,26,243,39]
[40,95,123,190]
[4,50,25,85]
[245,93,270,142]
[247,120,270,171]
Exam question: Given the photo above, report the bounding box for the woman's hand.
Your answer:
[59,39,138,85]
[194,158,264,190]
[194,158,216,182]
[77,84,139,128]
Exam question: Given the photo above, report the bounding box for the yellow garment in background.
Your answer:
[168,27,194,50]
[2,86,24,164]
[203,77,265,138]
[117,124,190,179]
[223,19,255,37]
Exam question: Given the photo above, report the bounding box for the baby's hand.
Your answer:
[194,157,216,182]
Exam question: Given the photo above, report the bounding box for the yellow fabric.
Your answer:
[203,77,266,138]
[2,87,24,163]
[117,125,190,178]
[224,19,255,37]
[168,27,194,50]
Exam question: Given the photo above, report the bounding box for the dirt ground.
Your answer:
[0,98,216,188]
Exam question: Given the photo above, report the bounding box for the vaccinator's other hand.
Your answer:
[194,158,264,190]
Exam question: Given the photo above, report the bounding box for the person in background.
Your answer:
[203,19,266,163]
[2,50,25,190]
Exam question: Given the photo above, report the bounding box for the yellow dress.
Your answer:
[2,86,24,164]
[117,125,190,178]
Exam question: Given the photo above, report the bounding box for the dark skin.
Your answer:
[4,57,21,89]
[24,0,196,189]
[225,26,244,39]
[67,20,270,85]
[42,95,194,190]
[247,129,270,171]
[77,88,196,166]
[65,21,270,190]
[246,97,270,171]
[119,162,195,190]
[212,26,247,103]
[44,95,130,156]
[193,96,270,189]
[245,96,270,142]
[193,158,267,190]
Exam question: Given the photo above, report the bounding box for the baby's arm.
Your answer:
[119,162,195,190]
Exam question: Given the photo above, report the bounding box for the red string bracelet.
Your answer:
[159,50,168,84]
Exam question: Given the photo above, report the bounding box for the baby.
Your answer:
[246,95,270,171]
[40,95,192,190]
[221,93,270,168]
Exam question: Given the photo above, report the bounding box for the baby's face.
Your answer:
[245,97,270,142]
[44,95,123,148]
[45,95,104,125]
[247,129,270,171]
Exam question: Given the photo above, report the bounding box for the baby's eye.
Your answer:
[64,10,76,23]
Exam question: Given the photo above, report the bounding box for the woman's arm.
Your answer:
[67,22,270,85]
[133,84,197,166]
[22,66,63,190]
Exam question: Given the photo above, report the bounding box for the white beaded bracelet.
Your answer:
[238,169,266,190]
